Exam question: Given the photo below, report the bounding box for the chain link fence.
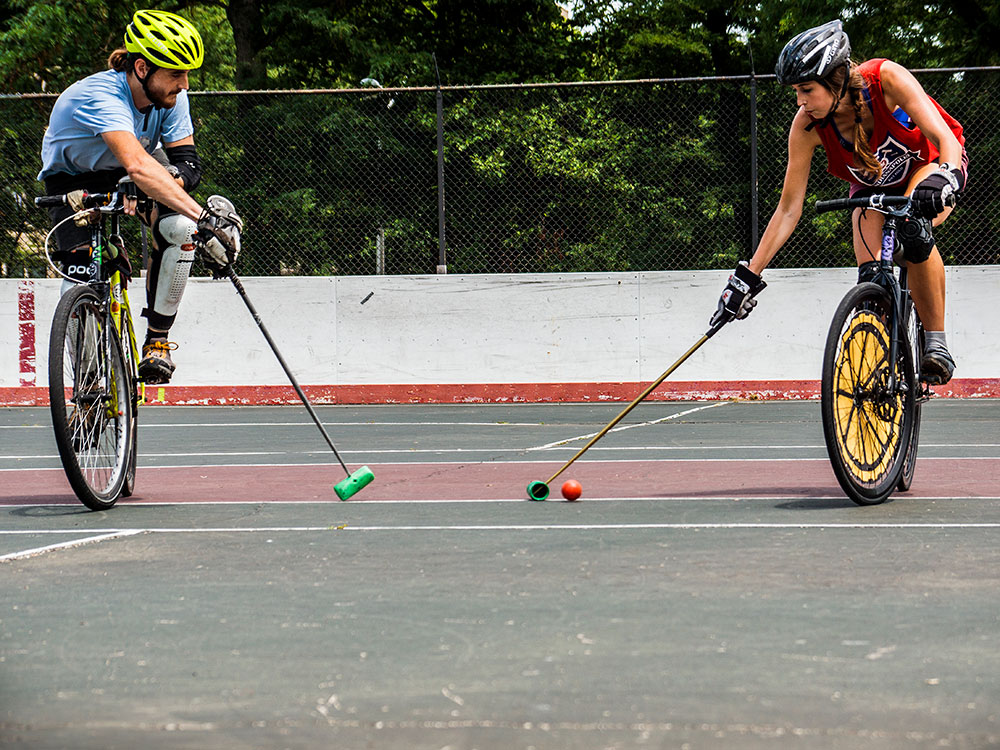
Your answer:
[2,69,998,278]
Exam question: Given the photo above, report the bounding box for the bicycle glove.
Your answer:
[67,190,97,227]
[912,165,964,218]
[710,261,767,327]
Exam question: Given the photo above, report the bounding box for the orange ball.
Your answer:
[561,479,582,501]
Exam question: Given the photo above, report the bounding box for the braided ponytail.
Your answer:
[822,62,882,179]
[846,66,881,178]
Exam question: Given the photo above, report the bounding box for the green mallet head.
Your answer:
[526,480,550,501]
[335,466,375,501]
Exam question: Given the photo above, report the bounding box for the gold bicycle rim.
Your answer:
[833,310,903,486]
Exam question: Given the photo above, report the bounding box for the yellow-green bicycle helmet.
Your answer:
[125,10,204,70]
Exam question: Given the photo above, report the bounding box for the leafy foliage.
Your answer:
[1,0,998,277]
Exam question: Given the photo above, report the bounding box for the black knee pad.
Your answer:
[857,261,880,284]
[898,215,935,264]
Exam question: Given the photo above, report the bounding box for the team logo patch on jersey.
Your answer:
[849,134,920,186]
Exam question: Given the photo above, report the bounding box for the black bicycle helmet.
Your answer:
[775,20,851,85]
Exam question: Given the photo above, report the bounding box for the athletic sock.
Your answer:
[144,330,169,347]
[924,330,949,356]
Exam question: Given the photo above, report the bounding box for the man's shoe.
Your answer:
[921,348,955,386]
[138,340,178,384]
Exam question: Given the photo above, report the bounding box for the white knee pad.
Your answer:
[151,214,197,319]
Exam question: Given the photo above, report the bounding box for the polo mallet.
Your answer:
[225,267,374,500]
[526,322,725,500]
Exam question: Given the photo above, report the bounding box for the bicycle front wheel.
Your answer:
[897,295,924,492]
[49,285,133,510]
[821,282,916,505]
[120,313,139,498]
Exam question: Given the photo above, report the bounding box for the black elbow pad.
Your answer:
[164,144,202,191]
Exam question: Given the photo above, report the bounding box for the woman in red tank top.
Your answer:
[710,20,965,385]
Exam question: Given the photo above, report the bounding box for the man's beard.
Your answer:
[147,88,177,109]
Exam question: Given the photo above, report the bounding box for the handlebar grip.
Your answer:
[815,198,852,214]
[35,191,115,210]
[34,195,68,208]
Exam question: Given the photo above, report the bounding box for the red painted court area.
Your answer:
[4,457,998,505]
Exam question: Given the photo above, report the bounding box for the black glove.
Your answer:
[710,261,767,327]
[117,176,155,226]
[912,165,964,218]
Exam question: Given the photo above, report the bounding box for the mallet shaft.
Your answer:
[544,329,719,486]
[227,267,352,476]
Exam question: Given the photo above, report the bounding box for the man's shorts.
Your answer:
[43,169,126,260]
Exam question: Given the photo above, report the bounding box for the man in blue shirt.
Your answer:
[39,10,242,384]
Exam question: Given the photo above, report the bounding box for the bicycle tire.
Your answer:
[821,282,916,505]
[120,315,139,498]
[897,297,924,492]
[49,285,132,510]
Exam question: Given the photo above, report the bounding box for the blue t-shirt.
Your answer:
[38,69,193,180]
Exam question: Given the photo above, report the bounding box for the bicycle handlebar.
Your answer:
[34,191,119,210]
[34,194,70,208]
[815,195,911,214]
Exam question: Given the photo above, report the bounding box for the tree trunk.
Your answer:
[226,0,268,89]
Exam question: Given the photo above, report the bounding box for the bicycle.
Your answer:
[37,188,141,510]
[816,193,931,506]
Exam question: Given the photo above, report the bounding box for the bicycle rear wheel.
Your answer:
[49,285,132,510]
[821,282,916,505]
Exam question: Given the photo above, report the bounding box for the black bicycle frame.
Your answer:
[876,210,906,396]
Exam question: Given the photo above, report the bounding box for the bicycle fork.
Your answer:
[879,217,906,397]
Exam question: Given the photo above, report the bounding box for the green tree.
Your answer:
[0,1,234,92]
[218,0,581,90]
[2,0,998,278]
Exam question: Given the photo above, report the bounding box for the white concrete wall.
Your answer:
[2,267,998,388]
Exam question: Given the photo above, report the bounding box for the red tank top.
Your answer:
[810,58,964,189]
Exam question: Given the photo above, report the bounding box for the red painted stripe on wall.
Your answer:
[17,281,35,387]
[2,379,998,407]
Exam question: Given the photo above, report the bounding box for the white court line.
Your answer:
[0,530,143,562]
[138,421,548,428]
[3,456,1000,474]
[0,451,288,461]
[4,443,999,459]
[3,447,828,461]
[2,524,999,541]
[0,421,549,430]
[5,449,1000,464]
[3,494,995,507]
[528,402,732,450]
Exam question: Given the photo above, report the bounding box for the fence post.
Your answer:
[749,73,759,254]
[376,227,386,275]
[434,56,448,274]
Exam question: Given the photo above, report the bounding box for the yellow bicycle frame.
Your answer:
[107,267,143,406]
